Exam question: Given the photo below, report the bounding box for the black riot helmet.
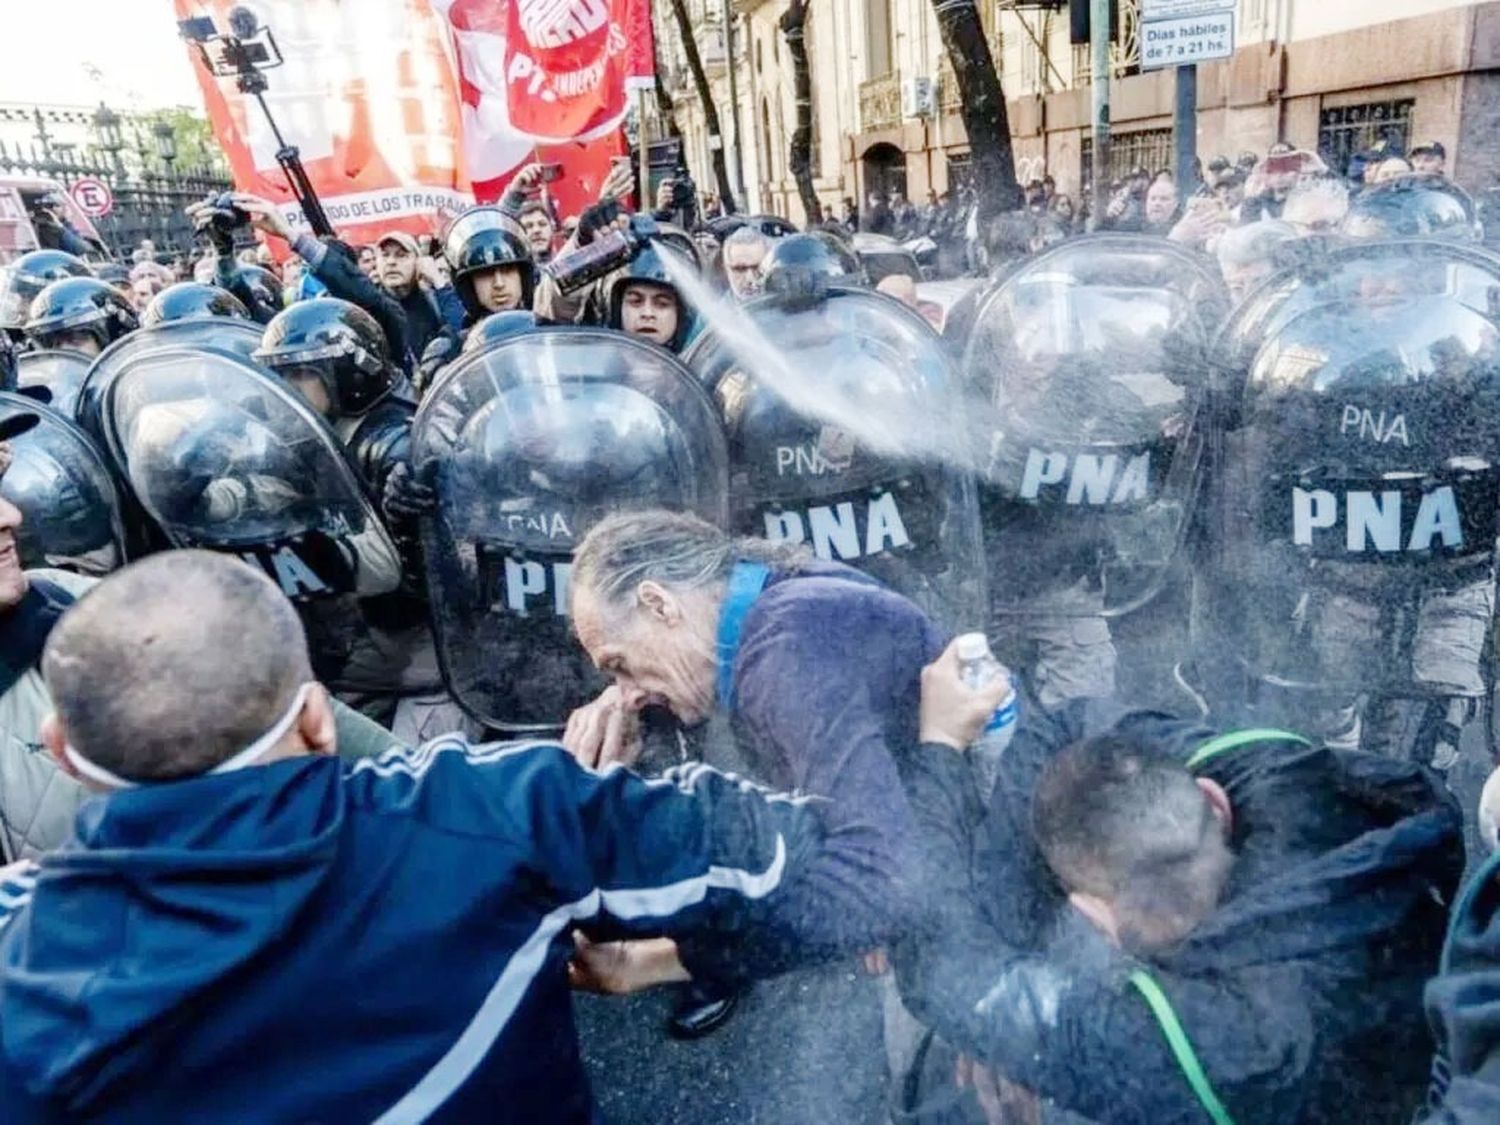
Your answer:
[759,233,862,304]
[254,297,395,417]
[23,277,138,354]
[141,282,251,329]
[605,240,698,353]
[1342,174,1483,243]
[2,249,94,332]
[234,264,285,312]
[462,310,540,354]
[445,207,537,318]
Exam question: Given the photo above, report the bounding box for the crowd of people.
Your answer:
[0,133,1498,1125]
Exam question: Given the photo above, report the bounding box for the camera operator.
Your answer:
[28,193,103,258]
[209,193,426,374]
[184,194,292,325]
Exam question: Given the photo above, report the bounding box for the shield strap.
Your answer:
[715,561,771,712]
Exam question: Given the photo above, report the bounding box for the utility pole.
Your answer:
[1174,64,1197,200]
[1088,0,1111,229]
[722,0,746,203]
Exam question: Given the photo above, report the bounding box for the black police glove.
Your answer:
[416,334,458,395]
[576,199,623,247]
[382,460,438,524]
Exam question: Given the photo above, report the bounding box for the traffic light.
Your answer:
[1069,0,1120,46]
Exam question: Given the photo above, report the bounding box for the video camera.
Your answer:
[179,7,335,239]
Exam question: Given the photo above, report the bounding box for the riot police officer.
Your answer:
[22,277,139,358]
[140,282,251,329]
[446,207,537,321]
[412,208,538,390]
[253,298,413,500]
[759,232,863,301]
[1,250,94,345]
[1197,239,1500,773]
[1341,174,1483,243]
[605,241,698,353]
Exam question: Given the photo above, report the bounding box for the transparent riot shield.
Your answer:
[15,349,92,420]
[1200,289,1500,698]
[685,287,986,628]
[414,328,729,731]
[0,390,124,575]
[964,254,1217,625]
[78,318,265,443]
[100,345,401,604]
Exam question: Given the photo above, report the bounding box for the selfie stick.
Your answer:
[179,11,337,240]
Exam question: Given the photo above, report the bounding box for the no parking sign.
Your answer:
[69,177,114,218]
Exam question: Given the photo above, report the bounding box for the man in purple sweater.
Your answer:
[564,507,949,1121]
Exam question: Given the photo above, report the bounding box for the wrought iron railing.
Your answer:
[0,141,231,259]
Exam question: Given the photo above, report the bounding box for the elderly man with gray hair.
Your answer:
[0,549,878,1123]
[563,508,964,1121]
[1215,219,1300,304]
[721,224,773,300]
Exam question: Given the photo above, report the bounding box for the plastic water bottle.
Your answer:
[955,632,1018,795]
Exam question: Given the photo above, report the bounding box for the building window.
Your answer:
[1080,127,1174,185]
[1318,99,1416,176]
[867,0,893,77]
[756,40,762,75]
[946,154,973,198]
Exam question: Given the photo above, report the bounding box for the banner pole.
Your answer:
[636,88,652,211]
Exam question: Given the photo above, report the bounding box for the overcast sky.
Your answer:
[0,1,203,110]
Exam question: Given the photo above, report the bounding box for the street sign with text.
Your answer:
[1140,0,1235,21]
[1140,12,1235,70]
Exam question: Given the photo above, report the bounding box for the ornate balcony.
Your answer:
[859,72,902,133]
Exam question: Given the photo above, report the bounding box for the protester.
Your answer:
[1412,140,1448,177]
[1143,173,1181,235]
[721,224,772,300]
[898,642,1464,1124]
[1215,219,1299,303]
[356,243,379,281]
[1281,175,1350,235]
[563,509,938,1120]
[0,549,893,1123]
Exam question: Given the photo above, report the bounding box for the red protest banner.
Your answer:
[176,0,473,247]
[433,0,653,217]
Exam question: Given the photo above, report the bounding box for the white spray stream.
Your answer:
[658,251,1001,473]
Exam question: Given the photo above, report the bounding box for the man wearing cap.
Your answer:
[372,229,465,360]
[1412,140,1448,177]
[0,408,398,861]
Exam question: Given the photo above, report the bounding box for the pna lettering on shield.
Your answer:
[763,492,911,560]
[1293,485,1462,552]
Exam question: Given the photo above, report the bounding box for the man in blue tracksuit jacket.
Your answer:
[0,550,877,1124]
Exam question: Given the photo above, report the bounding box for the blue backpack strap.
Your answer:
[715,562,771,712]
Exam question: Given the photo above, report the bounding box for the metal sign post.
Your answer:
[1140,0,1235,199]
[1089,0,1112,231]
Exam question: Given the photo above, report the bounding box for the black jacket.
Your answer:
[1425,848,1500,1122]
[896,700,1464,1125]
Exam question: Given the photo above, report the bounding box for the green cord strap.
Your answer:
[1128,970,1236,1125]
[1185,729,1310,773]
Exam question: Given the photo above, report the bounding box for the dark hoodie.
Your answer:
[0,738,859,1123]
[896,702,1465,1125]
[1424,848,1500,1122]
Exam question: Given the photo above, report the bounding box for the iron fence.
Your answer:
[0,139,231,261]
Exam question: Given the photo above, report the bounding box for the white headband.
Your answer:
[63,683,315,792]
